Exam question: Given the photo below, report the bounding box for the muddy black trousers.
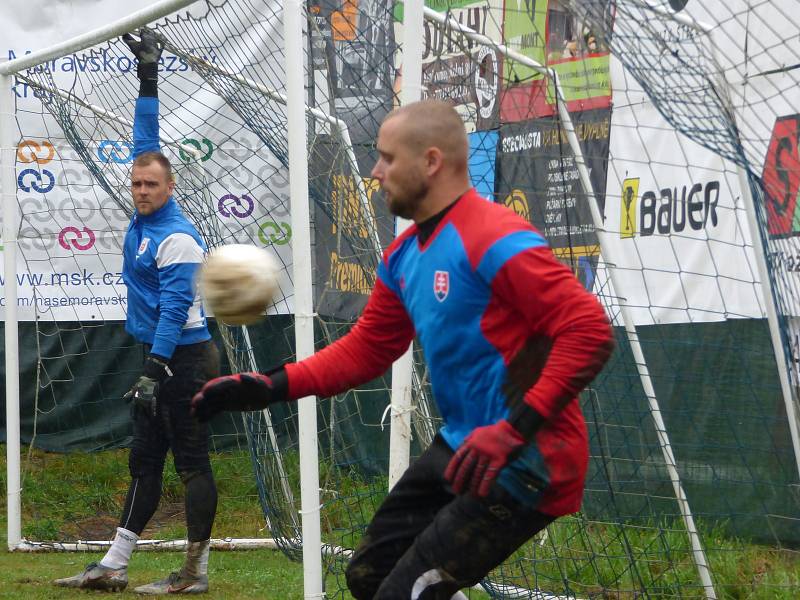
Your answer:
[345,435,555,600]
[120,340,220,542]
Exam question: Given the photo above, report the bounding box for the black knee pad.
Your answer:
[178,468,205,486]
[128,450,166,479]
[182,470,218,543]
[345,558,381,600]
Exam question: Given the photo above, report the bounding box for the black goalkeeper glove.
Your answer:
[122,27,163,81]
[191,368,289,422]
[124,355,172,418]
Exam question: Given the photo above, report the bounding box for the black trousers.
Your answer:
[121,340,221,541]
[346,435,555,600]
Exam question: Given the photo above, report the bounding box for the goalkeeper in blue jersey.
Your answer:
[54,29,220,594]
[191,100,614,598]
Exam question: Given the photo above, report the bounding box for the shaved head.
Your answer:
[384,100,469,174]
[371,99,471,222]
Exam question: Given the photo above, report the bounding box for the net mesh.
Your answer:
[3,0,799,598]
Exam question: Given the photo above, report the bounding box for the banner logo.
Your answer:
[433,270,450,302]
[179,138,214,162]
[620,177,639,238]
[97,140,134,164]
[328,251,372,295]
[218,193,255,218]
[17,140,55,165]
[474,46,499,119]
[617,176,720,238]
[58,226,96,251]
[18,168,56,193]
[258,221,292,246]
[762,114,800,238]
[331,176,379,239]
[503,189,530,222]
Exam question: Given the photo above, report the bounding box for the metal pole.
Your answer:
[283,0,323,596]
[388,0,425,489]
[0,0,198,76]
[1,72,22,550]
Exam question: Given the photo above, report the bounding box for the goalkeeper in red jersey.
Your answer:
[192,100,614,599]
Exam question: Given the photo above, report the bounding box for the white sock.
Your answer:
[99,527,139,570]
[198,543,210,576]
[182,540,210,578]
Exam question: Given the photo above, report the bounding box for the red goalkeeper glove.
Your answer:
[444,399,547,499]
[191,368,288,422]
[444,420,528,497]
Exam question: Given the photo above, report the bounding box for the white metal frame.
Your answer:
[283,0,324,596]
[387,0,426,490]
[1,68,21,554]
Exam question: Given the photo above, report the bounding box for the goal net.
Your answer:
[4,0,409,575]
[2,0,799,598]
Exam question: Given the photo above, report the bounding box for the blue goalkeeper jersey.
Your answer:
[121,96,210,359]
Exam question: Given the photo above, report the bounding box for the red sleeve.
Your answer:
[493,247,614,420]
[285,278,415,399]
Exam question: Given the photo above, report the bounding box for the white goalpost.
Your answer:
[283,0,323,593]
[1,56,22,555]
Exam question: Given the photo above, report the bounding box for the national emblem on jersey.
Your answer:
[433,270,449,302]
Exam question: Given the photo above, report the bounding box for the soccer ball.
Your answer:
[200,244,280,326]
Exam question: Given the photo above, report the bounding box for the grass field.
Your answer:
[6,446,267,542]
[0,445,310,598]
[0,548,303,599]
[1,446,798,598]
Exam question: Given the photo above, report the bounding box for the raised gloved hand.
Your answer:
[191,368,288,422]
[124,355,172,418]
[122,27,163,81]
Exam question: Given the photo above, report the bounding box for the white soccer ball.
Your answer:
[200,244,280,326]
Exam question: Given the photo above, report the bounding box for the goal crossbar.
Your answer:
[0,0,197,77]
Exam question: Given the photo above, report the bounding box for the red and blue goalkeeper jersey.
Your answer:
[287,189,613,516]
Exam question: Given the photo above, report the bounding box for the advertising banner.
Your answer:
[600,97,763,326]
[309,137,394,320]
[396,0,504,132]
[500,0,611,122]
[1,1,296,320]
[307,0,397,162]
[496,108,611,290]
